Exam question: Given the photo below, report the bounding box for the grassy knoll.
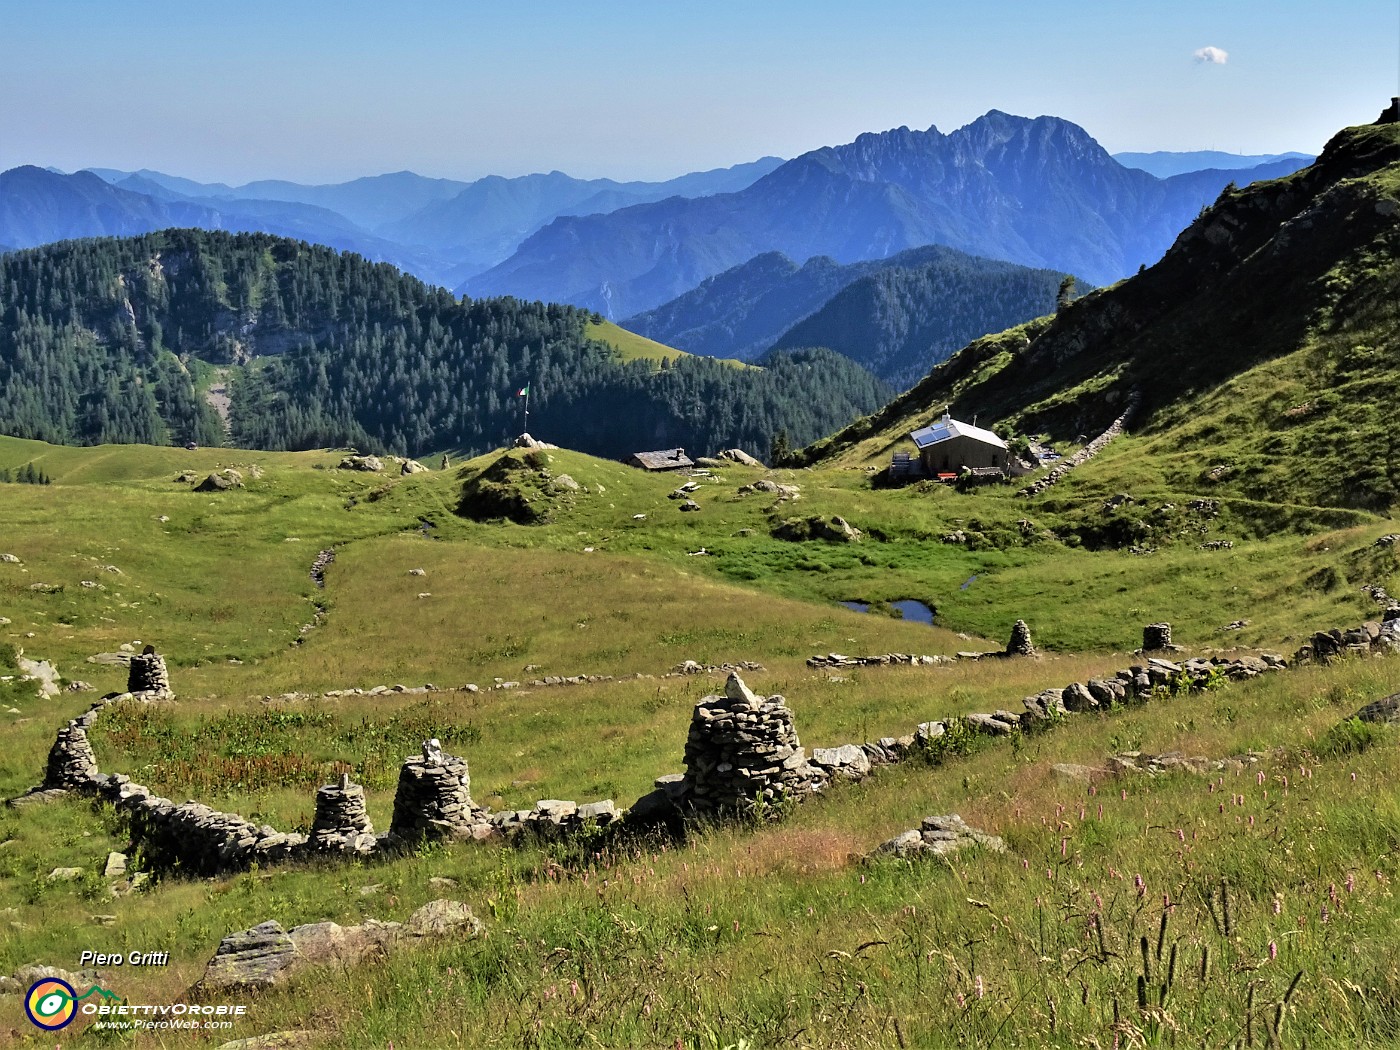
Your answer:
[585,319,751,370]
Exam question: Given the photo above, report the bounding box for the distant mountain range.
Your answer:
[0,159,785,288]
[623,244,1068,385]
[1112,150,1313,178]
[465,112,1311,316]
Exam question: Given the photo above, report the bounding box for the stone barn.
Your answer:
[627,448,694,472]
[909,413,1009,475]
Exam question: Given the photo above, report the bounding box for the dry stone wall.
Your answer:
[1017,394,1140,498]
[13,611,1400,874]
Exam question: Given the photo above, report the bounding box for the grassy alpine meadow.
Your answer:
[2,434,1400,1047]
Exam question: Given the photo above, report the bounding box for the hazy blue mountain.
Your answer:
[0,167,226,248]
[0,166,457,283]
[381,158,784,267]
[464,112,1314,316]
[1112,150,1312,178]
[75,160,784,281]
[89,168,470,230]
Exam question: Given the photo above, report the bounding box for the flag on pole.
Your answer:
[516,384,530,397]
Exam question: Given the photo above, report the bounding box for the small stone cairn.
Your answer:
[44,719,100,789]
[1006,620,1036,657]
[678,673,820,815]
[126,646,173,698]
[387,742,483,843]
[307,773,376,854]
[1142,623,1177,652]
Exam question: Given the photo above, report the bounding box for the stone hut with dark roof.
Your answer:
[627,448,694,472]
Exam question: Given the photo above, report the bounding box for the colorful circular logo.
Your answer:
[25,978,77,1031]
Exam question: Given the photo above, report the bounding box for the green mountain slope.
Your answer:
[0,229,889,458]
[768,250,1069,387]
[801,117,1400,511]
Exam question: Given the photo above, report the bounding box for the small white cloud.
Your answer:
[1193,46,1229,65]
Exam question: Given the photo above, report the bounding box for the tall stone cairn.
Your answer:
[1006,620,1036,657]
[388,747,478,843]
[1143,623,1173,651]
[681,673,818,816]
[308,773,377,854]
[127,646,173,697]
[44,720,100,788]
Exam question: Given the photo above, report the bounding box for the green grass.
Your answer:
[586,319,752,370]
[3,434,1400,1047]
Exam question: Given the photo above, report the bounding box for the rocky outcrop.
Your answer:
[197,900,483,993]
[870,815,1006,860]
[719,449,764,467]
[337,455,383,472]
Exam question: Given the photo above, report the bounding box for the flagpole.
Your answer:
[523,386,529,434]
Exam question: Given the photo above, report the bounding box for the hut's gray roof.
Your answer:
[629,448,694,470]
[909,414,1008,451]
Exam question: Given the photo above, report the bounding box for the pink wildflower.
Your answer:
[1269,941,1278,961]
[1134,873,1145,896]
[1346,873,1356,893]
[975,975,985,1000]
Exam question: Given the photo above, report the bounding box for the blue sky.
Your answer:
[2,0,1396,184]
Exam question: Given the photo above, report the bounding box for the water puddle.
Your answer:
[840,599,936,624]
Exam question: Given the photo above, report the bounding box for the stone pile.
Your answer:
[806,652,950,668]
[1017,394,1139,497]
[1006,619,1036,656]
[870,815,1006,861]
[126,647,173,697]
[1294,613,1400,663]
[1012,653,1286,731]
[307,774,377,855]
[677,674,820,815]
[44,717,100,789]
[489,799,621,840]
[387,748,485,843]
[1142,623,1177,651]
[669,660,765,676]
[309,548,336,588]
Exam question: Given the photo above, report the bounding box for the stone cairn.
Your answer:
[677,673,820,815]
[126,646,173,698]
[1142,623,1175,651]
[1006,620,1036,656]
[44,718,100,789]
[307,773,376,855]
[387,742,483,843]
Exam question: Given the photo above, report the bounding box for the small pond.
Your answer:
[839,599,936,625]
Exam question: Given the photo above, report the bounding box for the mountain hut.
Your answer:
[908,413,1010,477]
[627,448,694,472]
